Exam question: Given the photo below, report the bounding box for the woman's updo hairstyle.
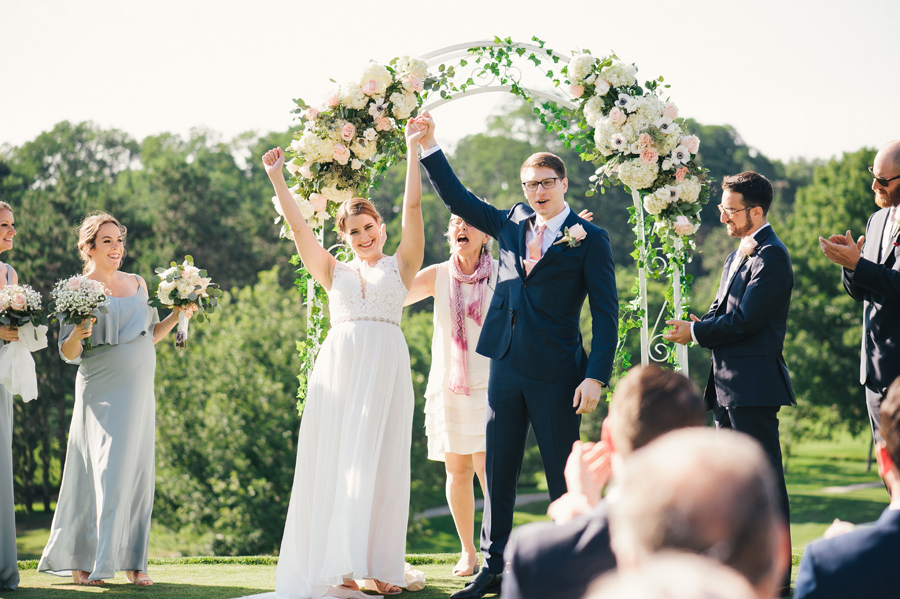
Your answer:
[335,198,382,237]
[77,212,127,273]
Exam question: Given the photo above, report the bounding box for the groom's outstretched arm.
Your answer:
[418,112,504,239]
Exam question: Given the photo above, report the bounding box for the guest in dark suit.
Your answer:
[793,376,900,599]
[820,140,900,442]
[503,365,705,599]
[415,112,619,599]
[665,171,795,589]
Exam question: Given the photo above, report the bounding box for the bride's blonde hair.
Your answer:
[336,198,382,237]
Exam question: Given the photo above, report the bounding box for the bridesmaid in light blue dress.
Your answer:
[0,202,20,591]
[38,213,189,587]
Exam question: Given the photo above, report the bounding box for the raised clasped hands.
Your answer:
[405,117,428,147]
[663,314,700,345]
[262,147,286,180]
[0,325,18,343]
[819,229,864,270]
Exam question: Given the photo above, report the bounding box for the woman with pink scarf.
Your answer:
[406,215,496,577]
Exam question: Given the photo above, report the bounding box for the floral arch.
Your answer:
[279,36,709,402]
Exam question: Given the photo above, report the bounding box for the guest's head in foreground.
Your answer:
[586,552,758,599]
[878,377,900,499]
[77,212,127,274]
[609,428,790,599]
[870,140,900,209]
[719,171,773,238]
[520,152,568,221]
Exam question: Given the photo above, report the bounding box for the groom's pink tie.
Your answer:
[525,223,546,276]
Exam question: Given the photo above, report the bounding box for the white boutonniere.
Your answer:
[553,224,587,248]
[739,236,758,258]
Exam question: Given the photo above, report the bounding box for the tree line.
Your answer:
[0,101,873,554]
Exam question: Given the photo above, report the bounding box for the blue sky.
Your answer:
[2,0,898,162]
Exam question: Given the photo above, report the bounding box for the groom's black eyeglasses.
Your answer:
[869,166,900,187]
[521,177,560,192]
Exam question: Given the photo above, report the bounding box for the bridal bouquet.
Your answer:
[0,284,48,402]
[148,256,221,348]
[49,275,111,354]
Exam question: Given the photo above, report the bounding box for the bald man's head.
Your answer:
[872,140,900,208]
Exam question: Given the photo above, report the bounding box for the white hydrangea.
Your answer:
[618,158,659,190]
[395,56,428,79]
[320,185,355,204]
[600,61,638,88]
[339,82,368,110]
[583,95,607,127]
[635,95,664,122]
[359,62,392,96]
[363,128,377,141]
[677,177,702,203]
[593,119,619,156]
[351,138,378,160]
[297,129,334,162]
[568,53,596,85]
[389,91,418,119]
[643,193,668,215]
[658,123,683,155]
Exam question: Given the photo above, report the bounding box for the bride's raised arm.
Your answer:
[262,147,337,290]
[395,119,426,289]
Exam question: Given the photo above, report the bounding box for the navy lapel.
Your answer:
[518,213,535,279]
[719,227,773,303]
[530,211,581,276]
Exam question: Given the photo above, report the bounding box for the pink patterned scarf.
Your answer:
[448,251,493,395]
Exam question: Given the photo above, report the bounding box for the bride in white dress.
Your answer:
[247,118,425,599]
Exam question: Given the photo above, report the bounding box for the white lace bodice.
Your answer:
[329,255,409,327]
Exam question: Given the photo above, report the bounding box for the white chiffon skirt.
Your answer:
[239,320,414,599]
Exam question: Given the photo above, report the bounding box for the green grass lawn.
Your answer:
[10,432,890,597]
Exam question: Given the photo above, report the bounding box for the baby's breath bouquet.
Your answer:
[0,284,48,402]
[49,275,111,353]
[148,256,221,348]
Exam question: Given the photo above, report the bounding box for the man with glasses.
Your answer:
[414,111,618,599]
[664,171,795,595]
[820,140,900,445]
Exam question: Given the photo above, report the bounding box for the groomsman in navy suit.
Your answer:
[415,112,618,599]
[665,171,795,591]
[793,377,900,598]
[820,140,900,443]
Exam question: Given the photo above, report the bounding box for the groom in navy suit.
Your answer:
[665,171,795,592]
[416,112,618,599]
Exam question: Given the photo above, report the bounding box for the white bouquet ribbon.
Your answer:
[176,310,189,348]
[0,322,49,402]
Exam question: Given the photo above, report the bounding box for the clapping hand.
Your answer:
[262,147,286,179]
[819,229,864,269]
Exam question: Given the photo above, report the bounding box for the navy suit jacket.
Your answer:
[502,501,616,599]
[693,226,795,409]
[794,507,900,599]
[843,208,900,392]
[421,149,618,386]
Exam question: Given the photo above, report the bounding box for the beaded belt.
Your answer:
[331,316,400,327]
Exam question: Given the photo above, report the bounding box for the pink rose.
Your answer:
[340,122,356,141]
[638,133,652,148]
[675,166,689,182]
[332,143,350,165]
[640,147,659,164]
[309,193,328,213]
[568,223,587,241]
[375,116,392,132]
[404,75,424,93]
[305,107,319,120]
[66,277,82,290]
[663,102,679,120]
[570,84,585,98]
[10,293,26,311]
[673,215,694,236]
[594,78,611,96]
[609,107,626,126]
[739,236,758,256]
[299,164,313,179]
[361,79,379,96]
[681,135,700,154]
[325,89,340,107]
